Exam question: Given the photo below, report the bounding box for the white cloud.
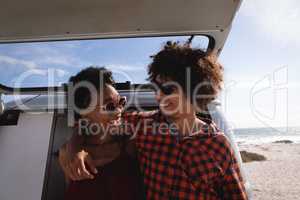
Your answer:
[0,54,69,80]
[240,0,300,45]
[10,44,84,67]
[106,64,144,71]
[55,68,69,77]
[0,55,39,69]
[29,46,79,67]
[41,56,72,66]
[29,69,47,75]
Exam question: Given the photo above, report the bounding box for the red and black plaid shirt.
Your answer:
[122,110,248,200]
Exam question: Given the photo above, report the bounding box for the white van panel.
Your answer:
[0,112,53,200]
[0,0,241,43]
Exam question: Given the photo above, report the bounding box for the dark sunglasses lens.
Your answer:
[161,86,175,95]
[106,102,116,111]
[119,97,127,107]
[152,87,159,93]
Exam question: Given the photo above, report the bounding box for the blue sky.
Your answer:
[0,0,299,129]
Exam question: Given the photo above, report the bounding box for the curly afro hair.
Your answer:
[148,41,223,110]
[69,66,114,120]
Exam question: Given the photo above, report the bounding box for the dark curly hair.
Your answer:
[69,66,114,120]
[148,41,223,110]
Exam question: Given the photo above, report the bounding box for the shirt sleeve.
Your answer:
[122,111,141,126]
[121,111,142,138]
[182,133,248,200]
[215,134,247,199]
[221,158,248,200]
[121,111,157,137]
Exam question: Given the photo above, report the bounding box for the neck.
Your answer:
[170,112,204,136]
[78,118,105,137]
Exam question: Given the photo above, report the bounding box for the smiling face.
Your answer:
[154,76,194,120]
[82,84,124,129]
[148,42,223,120]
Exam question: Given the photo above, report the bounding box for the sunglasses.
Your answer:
[155,84,176,95]
[101,96,127,112]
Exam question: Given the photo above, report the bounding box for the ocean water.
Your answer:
[233,126,300,145]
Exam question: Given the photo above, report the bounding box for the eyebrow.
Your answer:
[104,95,120,103]
[104,97,113,102]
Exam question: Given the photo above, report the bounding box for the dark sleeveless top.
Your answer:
[64,139,145,200]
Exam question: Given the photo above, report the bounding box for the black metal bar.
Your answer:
[0,82,155,96]
[0,33,214,45]
[0,83,66,95]
[41,110,58,200]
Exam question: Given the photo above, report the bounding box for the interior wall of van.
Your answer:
[0,112,54,200]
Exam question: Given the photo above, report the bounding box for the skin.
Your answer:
[155,76,206,136]
[59,84,129,181]
[59,79,206,180]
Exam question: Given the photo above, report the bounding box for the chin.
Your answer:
[161,108,179,117]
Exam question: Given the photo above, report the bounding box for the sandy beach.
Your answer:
[239,142,300,200]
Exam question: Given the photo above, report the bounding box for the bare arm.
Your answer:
[58,111,155,181]
[58,133,98,181]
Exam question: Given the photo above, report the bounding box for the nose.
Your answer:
[110,108,122,120]
[155,90,163,103]
[114,107,123,117]
[115,106,122,114]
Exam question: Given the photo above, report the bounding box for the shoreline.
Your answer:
[239,142,300,200]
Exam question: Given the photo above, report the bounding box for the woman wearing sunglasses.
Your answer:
[117,42,248,199]
[59,67,144,200]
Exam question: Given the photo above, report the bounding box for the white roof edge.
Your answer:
[4,94,222,112]
[0,0,242,43]
[0,30,221,44]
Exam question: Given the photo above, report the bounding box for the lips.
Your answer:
[110,118,122,126]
